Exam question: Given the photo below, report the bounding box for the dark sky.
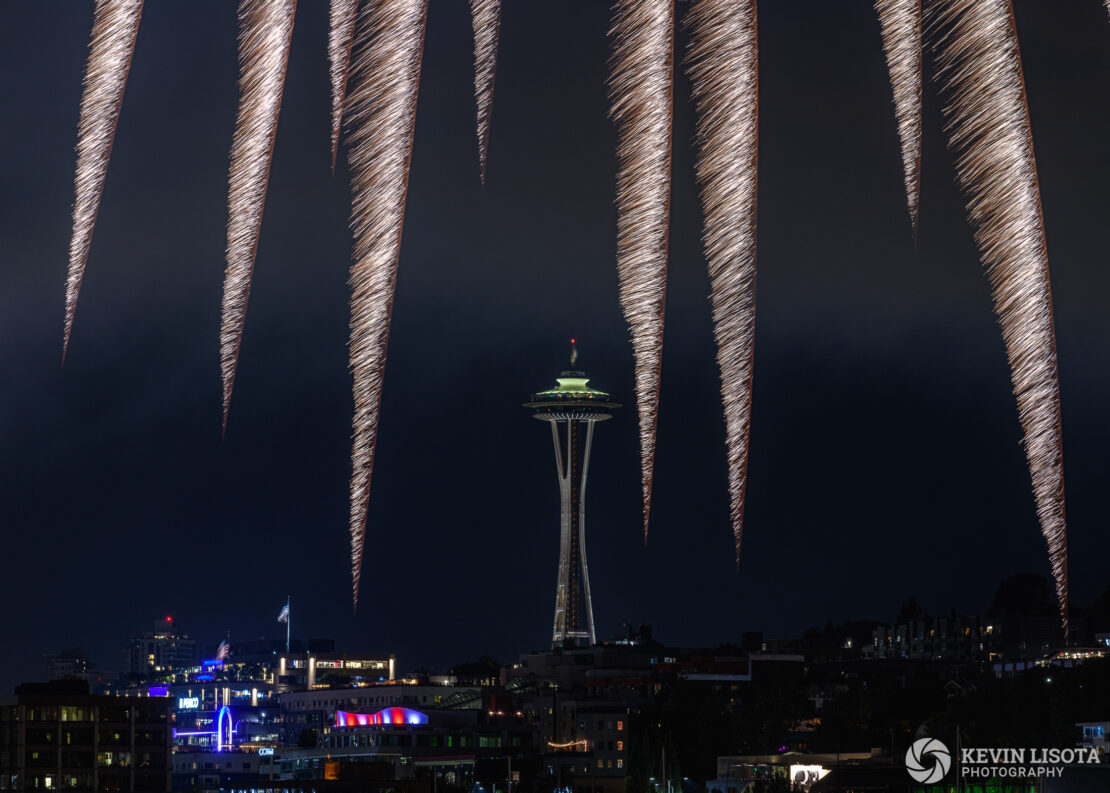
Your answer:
[2,1,1109,692]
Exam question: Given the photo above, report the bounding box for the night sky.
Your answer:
[2,1,1110,692]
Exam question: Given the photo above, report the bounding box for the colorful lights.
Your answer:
[546,739,591,752]
[335,707,428,728]
[216,706,234,752]
[147,687,169,697]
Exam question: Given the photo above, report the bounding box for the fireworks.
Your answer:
[220,0,298,431]
[329,0,359,170]
[57,2,1075,632]
[469,0,502,183]
[609,0,674,542]
[344,0,429,610]
[687,0,758,565]
[931,0,1068,635]
[875,0,922,235]
[65,0,144,359]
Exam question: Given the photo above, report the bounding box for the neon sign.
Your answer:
[177,697,200,709]
[335,707,428,727]
[216,706,234,752]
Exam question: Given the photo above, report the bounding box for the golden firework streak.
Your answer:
[329,0,359,171]
[932,0,1069,636]
[687,0,758,566]
[220,0,298,431]
[65,0,144,359]
[875,0,922,235]
[610,0,673,542]
[470,0,502,183]
[345,0,428,609]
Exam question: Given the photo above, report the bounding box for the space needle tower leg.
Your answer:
[579,419,597,645]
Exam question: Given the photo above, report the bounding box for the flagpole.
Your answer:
[286,595,291,655]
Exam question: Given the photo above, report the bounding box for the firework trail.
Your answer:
[875,0,922,234]
[64,0,144,359]
[329,0,359,170]
[930,0,1068,635]
[609,0,673,542]
[469,0,501,183]
[687,0,758,566]
[345,0,428,609]
[220,0,298,431]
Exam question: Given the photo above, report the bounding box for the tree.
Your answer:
[896,595,925,624]
[987,573,1054,618]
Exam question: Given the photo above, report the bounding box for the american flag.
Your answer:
[278,600,290,624]
[216,639,230,661]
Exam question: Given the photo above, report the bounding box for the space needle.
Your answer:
[525,341,620,648]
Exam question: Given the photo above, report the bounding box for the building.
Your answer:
[274,651,395,691]
[280,682,477,747]
[867,616,1003,662]
[865,612,1095,664]
[44,649,90,682]
[0,680,172,791]
[536,696,628,793]
[511,643,803,706]
[171,750,277,793]
[128,617,197,677]
[716,751,887,792]
[1078,721,1107,760]
[277,703,543,789]
[524,346,620,649]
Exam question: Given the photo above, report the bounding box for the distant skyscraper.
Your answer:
[128,616,197,676]
[44,648,90,681]
[525,343,620,648]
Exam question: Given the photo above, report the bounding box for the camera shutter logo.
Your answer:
[905,738,952,783]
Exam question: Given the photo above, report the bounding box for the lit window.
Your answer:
[618,759,623,769]
[617,741,623,751]
[617,721,624,731]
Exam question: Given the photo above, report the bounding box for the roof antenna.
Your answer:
[570,338,578,367]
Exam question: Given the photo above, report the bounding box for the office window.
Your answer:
[597,759,604,769]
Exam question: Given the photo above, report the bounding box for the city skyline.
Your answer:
[3,0,1110,693]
